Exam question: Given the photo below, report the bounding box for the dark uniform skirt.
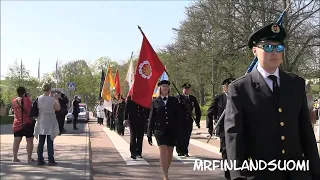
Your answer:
[155,130,176,147]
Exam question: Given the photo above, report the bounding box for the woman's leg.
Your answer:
[26,137,34,162]
[159,145,169,179]
[13,136,22,161]
[167,146,174,169]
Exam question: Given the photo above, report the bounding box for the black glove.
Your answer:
[148,136,153,146]
[208,129,213,136]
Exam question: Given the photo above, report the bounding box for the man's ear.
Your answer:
[252,47,257,56]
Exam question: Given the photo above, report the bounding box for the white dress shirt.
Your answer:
[257,65,280,92]
[161,95,168,105]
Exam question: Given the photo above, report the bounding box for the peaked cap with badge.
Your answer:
[248,23,286,49]
[222,78,235,85]
[182,83,191,88]
[158,80,170,86]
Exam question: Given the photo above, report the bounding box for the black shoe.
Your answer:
[185,154,190,157]
[48,161,58,166]
[37,160,46,166]
[74,127,78,130]
[131,155,136,159]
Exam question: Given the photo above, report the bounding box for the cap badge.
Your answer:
[271,24,280,33]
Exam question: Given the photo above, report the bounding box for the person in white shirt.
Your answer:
[96,100,105,125]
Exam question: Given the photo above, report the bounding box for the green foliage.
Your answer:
[311,84,320,97]
[2,60,41,104]
[200,105,209,116]
[2,0,319,109]
[0,115,14,125]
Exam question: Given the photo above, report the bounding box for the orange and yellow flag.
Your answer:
[101,65,115,111]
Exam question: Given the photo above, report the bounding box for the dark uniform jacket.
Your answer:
[72,99,81,115]
[147,96,180,137]
[125,96,150,127]
[177,94,201,126]
[112,103,117,119]
[57,94,69,116]
[224,68,320,180]
[206,93,227,137]
[115,101,126,122]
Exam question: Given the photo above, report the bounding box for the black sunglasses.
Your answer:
[256,44,285,53]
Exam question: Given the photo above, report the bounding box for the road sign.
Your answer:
[67,82,76,91]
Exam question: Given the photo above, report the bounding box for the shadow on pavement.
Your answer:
[0,123,87,135]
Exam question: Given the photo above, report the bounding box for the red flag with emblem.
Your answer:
[131,26,166,108]
[114,69,121,97]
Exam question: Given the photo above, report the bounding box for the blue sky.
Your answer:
[1,1,190,80]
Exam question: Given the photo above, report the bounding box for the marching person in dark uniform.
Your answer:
[147,80,180,180]
[124,95,150,159]
[115,94,125,136]
[72,95,81,130]
[104,108,110,128]
[110,97,117,131]
[225,23,320,180]
[206,77,234,180]
[176,83,201,157]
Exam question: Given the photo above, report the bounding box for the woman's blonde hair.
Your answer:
[155,86,171,97]
[42,83,51,92]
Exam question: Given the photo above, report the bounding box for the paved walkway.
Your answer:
[0,123,90,180]
[89,120,225,180]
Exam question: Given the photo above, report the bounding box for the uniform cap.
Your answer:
[248,23,286,49]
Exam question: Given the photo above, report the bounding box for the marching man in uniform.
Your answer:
[124,95,150,159]
[176,83,201,157]
[207,77,234,180]
[224,22,320,179]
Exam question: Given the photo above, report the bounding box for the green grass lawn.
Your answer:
[0,115,14,125]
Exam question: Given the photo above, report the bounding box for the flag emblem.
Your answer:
[138,60,152,79]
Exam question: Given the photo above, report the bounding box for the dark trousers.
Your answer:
[220,137,230,180]
[56,114,65,133]
[117,119,124,135]
[144,120,148,134]
[106,115,110,127]
[129,123,144,156]
[176,123,192,154]
[97,118,103,125]
[37,135,54,162]
[73,113,78,129]
[110,117,115,131]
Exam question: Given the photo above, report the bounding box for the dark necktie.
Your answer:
[268,75,279,102]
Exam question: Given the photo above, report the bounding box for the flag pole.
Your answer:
[20,58,22,86]
[38,58,41,91]
[163,69,198,126]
